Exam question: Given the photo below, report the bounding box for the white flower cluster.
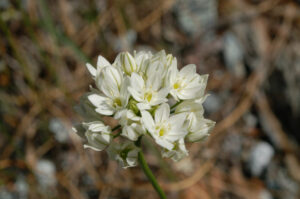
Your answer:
[73,50,215,168]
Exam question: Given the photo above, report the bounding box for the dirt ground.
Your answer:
[0,0,299,198]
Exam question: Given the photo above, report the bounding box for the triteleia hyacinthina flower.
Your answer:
[141,103,187,150]
[74,50,215,168]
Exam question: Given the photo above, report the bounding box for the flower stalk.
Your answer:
[135,136,167,199]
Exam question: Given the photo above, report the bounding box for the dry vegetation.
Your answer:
[0,0,300,198]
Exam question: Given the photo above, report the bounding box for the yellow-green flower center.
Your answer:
[145,92,152,102]
[173,82,180,89]
[159,128,165,136]
[114,97,122,107]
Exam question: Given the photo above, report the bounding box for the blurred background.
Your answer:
[0,0,300,198]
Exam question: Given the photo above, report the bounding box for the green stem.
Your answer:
[112,125,122,138]
[112,125,121,132]
[135,137,167,199]
[170,100,182,110]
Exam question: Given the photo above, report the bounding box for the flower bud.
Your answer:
[114,52,137,75]
[83,122,112,151]
[107,142,139,168]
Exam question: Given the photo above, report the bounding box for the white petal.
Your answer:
[195,94,209,104]
[169,113,187,129]
[125,52,137,73]
[84,131,111,151]
[97,55,111,69]
[166,129,187,142]
[86,63,96,77]
[87,122,110,133]
[161,139,188,161]
[146,71,161,91]
[177,87,202,100]
[100,69,120,98]
[187,119,215,142]
[120,77,130,106]
[88,94,107,107]
[106,66,122,87]
[155,103,170,123]
[114,52,137,75]
[141,111,155,133]
[179,64,196,78]
[88,95,114,115]
[95,107,114,116]
[130,73,144,91]
[155,138,174,150]
[84,144,102,151]
[128,87,143,102]
[137,103,151,110]
[126,110,140,121]
[155,87,170,101]
[122,125,138,141]
[167,64,178,85]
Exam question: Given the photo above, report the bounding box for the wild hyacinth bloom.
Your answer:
[74,50,215,168]
[107,141,140,168]
[141,103,187,150]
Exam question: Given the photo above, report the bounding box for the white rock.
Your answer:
[203,93,221,114]
[35,159,57,187]
[49,118,69,143]
[173,0,217,37]
[15,175,28,199]
[259,189,273,199]
[249,142,274,176]
[224,32,245,78]
[0,188,13,199]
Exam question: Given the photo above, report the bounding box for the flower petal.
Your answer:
[97,55,111,68]
[86,63,97,77]
[155,103,170,123]
[88,94,107,107]
[141,111,155,133]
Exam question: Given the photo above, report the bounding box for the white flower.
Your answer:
[115,109,145,141]
[75,50,215,166]
[134,51,153,74]
[175,96,215,142]
[107,141,139,168]
[88,66,130,116]
[167,64,208,100]
[161,139,188,161]
[175,98,205,130]
[82,121,112,151]
[186,118,215,142]
[128,72,169,110]
[147,50,174,78]
[114,52,138,75]
[86,55,111,78]
[141,103,187,150]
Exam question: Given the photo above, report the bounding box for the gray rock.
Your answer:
[49,118,69,143]
[259,189,273,199]
[249,142,274,176]
[173,0,217,37]
[243,113,258,129]
[203,92,221,114]
[223,32,245,78]
[106,29,137,52]
[15,175,28,199]
[266,162,299,199]
[222,134,243,158]
[0,188,14,199]
[0,0,10,9]
[35,159,57,187]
